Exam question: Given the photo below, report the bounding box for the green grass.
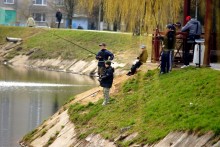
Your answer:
[68,67,220,145]
[0,26,152,61]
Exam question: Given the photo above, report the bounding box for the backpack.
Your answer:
[167,31,175,49]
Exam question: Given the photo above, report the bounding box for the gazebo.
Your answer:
[152,0,219,66]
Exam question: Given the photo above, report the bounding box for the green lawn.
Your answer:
[0,26,152,61]
[68,67,220,146]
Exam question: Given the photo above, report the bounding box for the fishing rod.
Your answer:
[40,28,115,64]
[40,28,97,55]
[53,33,97,55]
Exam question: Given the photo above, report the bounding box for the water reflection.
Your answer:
[0,65,97,147]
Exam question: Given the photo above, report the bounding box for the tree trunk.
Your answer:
[204,0,213,66]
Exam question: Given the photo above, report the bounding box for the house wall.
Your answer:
[0,0,17,25]
[0,0,89,29]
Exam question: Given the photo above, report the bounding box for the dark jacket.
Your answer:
[99,66,114,88]
[96,49,114,67]
[163,30,176,51]
[181,18,202,36]
[56,11,62,21]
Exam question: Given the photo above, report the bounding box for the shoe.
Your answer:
[181,65,188,69]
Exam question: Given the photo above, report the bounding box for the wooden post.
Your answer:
[183,0,191,25]
[151,28,160,63]
[204,0,213,66]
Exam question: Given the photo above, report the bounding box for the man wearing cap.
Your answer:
[160,24,176,74]
[99,60,114,106]
[126,45,148,76]
[96,43,114,77]
[181,16,202,68]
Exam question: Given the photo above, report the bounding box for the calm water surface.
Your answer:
[0,65,97,147]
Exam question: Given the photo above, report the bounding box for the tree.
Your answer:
[64,0,77,28]
[79,0,184,33]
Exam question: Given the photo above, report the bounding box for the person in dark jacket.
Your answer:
[56,9,62,28]
[96,43,114,77]
[126,45,148,76]
[160,24,176,74]
[99,60,114,106]
[181,16,202,68]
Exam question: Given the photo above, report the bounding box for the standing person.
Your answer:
[181,16,202,68]
[99,61,114,106]
[160,24,176,74]
[126,45,148,76]
[56,9,62,28]
[96,43,114,77]
[26,16,35,27]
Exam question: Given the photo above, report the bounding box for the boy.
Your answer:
[160,24,176,74]
[99,60,114,106]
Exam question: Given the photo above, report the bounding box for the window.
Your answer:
[4,0,14,4]
[33,13,46,22]
[33,0,47,5]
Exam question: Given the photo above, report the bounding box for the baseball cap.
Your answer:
[99,43,106,46]
[141,45,146,49]
[175,22,181,27]
[105,60,111,65]
[166,24,175,30]
[186,16,191,22]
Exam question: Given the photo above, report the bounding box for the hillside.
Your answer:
[20,67,220,146]
[68,67,220,145]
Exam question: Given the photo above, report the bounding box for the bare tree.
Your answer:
[64,0,77,28]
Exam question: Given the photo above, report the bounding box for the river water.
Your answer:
[0,65,97,147]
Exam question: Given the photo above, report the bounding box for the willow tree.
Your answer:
[79,0,183,33]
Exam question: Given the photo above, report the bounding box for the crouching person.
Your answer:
[126,45,148,76]
[99,60,114,106]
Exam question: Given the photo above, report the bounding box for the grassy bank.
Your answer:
[0,26,151,61]
[68,67,220,146]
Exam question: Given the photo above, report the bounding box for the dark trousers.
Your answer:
[183,43,193,66]
[131,61,142,74]
[98,66,105,77]
[161,51,172,73]
[58,21,61,28]
[183,35,200,65]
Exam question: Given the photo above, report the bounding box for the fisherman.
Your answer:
[96,43,114,77]
[181,16,202,68]
[56,9,62,28]
[160,24,176,74]
[26,16,35,27]
[99,60,114,106]
[126,45,148,76]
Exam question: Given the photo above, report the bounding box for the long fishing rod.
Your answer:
[41,28,97,55]
[53,33,97,55]
[40,28,115,64]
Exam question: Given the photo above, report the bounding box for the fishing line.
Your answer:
[39,28,115,64]
[40,28,97,55]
